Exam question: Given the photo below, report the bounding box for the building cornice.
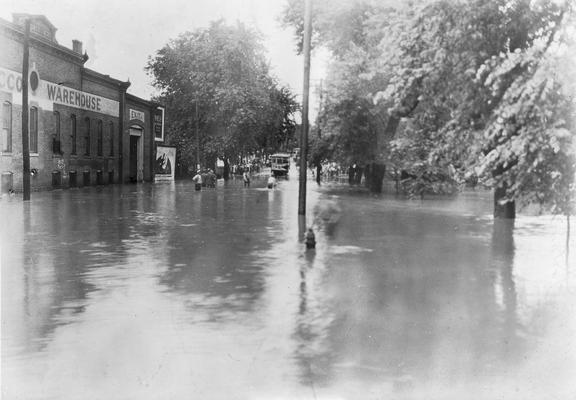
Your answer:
[84,68,131,90]
[126,93,158,108]
[0,17,86,66]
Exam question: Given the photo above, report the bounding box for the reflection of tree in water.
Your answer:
[460,218,522,379]
[491,219,522,363]
[292,250,336,389]
[158,187,273,317]
[298,206,526,390]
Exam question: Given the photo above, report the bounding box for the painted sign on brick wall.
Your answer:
[129,109,145,122]
[0,66,119,117]
[154,106,164,142]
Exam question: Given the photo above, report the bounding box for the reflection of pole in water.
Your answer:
[295,243,321,392]
[298,214,307,243]
[566,215,571,281]
[300,274,307,315]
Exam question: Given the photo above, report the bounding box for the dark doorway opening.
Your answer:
[129,135,138,183]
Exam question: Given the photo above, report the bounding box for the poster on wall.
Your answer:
[155,145,176,182]
[154,106,165,142]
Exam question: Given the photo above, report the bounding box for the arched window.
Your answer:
[53,111,61,154]
[97,120,103,156]
[84,117,90,156]
[30,106,38,153]
[71,115,77,154]
[2,101,12,152]
[109,122,114,156]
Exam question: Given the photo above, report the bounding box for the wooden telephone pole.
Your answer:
[22,18,31,201]
[298,0,312,215]
[196,99,200,170]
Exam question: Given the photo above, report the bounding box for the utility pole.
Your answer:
[318,79,323,137]
[298,0,312,215]
[195,99,200,170]
[21,18,31,201]
[315,79,323,184]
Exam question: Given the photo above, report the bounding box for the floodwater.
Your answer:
[1,176,574,400]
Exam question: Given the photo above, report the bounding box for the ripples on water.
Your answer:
[1,177,574,399]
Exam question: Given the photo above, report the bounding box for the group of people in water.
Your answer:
[192,169,217,191]
[192,168,316,250]
[242,170,277,189]
[192,169,278,191]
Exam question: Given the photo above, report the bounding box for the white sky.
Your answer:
[1,0,328,110]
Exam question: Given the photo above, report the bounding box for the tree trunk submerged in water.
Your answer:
[493,165,516,219]
[223,159,230,180]
[365,163,386,193]
[494,185,516,219]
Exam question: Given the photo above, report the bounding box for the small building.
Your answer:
[0,14,165,193]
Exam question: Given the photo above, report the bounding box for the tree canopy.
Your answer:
[146,20,298,174]
[283,0,575,216]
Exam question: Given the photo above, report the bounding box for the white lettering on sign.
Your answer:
[0,67,24,93]
[0,66,119,117]
[129,109,145,122]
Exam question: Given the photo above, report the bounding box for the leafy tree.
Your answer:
[475,19,576,216]
[283,0,408,191]
[284,0,576,217]
[376,0,575,216]
[146,20,298,177]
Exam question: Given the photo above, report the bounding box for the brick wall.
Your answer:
[1,16,158,193]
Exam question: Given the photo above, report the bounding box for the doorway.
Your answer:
[129,127,144,182]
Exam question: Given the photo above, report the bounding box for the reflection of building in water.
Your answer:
[1,188,135,356]
[0,14,165,192]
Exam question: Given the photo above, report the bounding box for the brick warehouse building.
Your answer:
[0,14,165,193]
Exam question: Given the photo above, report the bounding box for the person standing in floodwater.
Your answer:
[243,170,250,187]
[192,170,203,191]
[267,175,277,189]
[305,228,316,249]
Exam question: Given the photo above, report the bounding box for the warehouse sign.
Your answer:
[46,83,118,116]
[0,66,119,117]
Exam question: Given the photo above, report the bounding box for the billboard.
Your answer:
[155,145,176,182]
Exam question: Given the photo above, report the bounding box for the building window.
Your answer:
[2,101,12,152]
[53,111,62,154]
[71,115,77,154]
[30,106,38,153]
[84,117,90,156]
[97,120,103,156]
[109,122,114,156]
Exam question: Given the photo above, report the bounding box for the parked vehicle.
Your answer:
[270,153,291,176]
